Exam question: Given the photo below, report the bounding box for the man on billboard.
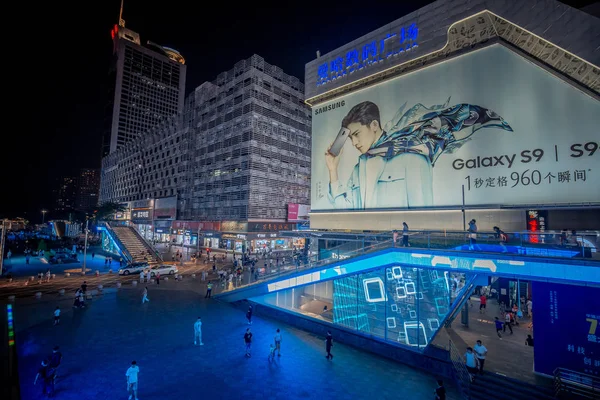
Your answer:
[325,99,512,209]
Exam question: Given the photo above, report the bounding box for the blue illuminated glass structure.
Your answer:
[254,264,474,351]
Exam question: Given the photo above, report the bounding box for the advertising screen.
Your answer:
[532,282,600,377]
[288,204,311,222]
[311,45,600,211]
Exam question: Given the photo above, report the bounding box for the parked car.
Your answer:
[48,252,78,264]
[118,262,150,276]
[144,264,178,277]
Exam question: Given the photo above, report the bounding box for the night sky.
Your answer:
[4,0,596,222]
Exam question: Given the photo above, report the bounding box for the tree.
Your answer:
[93,202,127,222]
[37,239,47,252]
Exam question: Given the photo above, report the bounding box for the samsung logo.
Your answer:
[314,100,345,115]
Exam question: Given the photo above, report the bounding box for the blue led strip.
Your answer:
[7,304,15,347]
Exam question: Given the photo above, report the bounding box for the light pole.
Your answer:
[41,209,47,224]
[0,219,7,276]
[82,217,89,275]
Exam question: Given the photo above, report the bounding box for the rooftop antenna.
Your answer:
[118,0,126,27]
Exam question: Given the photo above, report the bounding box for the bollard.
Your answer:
[95,270,100,277]
[116,282,122,288]
[98,284,103,291]
[29,276,35,281]
[178,275,183,281]
[86,292,93,300]
[164,277,169,281]
[132,280,138,286]
[192,274,196,278]
[35,292,42,299]
[65,272,71,277]
[8,278,12,283]
[51,274,56,280]
[108,269,113,274]
[8,295,15,302]
[59,289,65,296]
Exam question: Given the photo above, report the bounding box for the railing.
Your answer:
[218,237,395,294]
[554,368,600,399]
[124,222,163,263]
[100,222,133,263]
[449,339,471,399]
[284,229,599,261]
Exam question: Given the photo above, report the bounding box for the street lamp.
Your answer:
[41,209,48,224]
[82,217,89,275]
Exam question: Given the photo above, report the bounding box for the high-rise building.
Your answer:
[54,176,77,213]
[101,11,186,157]
[76,168,100,211]
[100,55,311,250]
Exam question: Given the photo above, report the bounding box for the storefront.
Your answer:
[200,232,221,249]
[153,220,172,243]
[222,233,247,253]
[247,221,297,253]
[131,210,153,241]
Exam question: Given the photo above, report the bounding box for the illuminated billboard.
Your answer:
[311,45,600,211]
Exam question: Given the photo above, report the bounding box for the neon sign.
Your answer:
[317,23,419,87]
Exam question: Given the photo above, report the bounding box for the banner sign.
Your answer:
[532,282,600,377]
[311,45,600,211]
[288,204,311,222]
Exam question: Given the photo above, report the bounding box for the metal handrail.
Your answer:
[554,367,600,399]
[101,222,133,262]
[217,238,394,294]
[449,339,471,399]
[124,222,163,263]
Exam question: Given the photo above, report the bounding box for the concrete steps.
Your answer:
[470,372,556,400]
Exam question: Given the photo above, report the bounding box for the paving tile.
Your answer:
[14,288,462,400]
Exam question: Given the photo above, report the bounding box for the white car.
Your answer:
[144,264,178,277]
[118,262,150,276]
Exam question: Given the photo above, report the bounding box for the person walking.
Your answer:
[126,361,140,400]
[48,346,62,383]
[503,311,513,334]
[468,219,478,249]
[473,340,488,374]
[479,294,487,314]
[194,317,204,346]
[246,305,253,325]
[156,272,160,285]
[205,281,213,298]
[402,222,410,247]
[464,347,479,381]
[53,306,60,326]
[434,380,446,400]
[494,317,504,338]
[34,359,54,396]
[274,328,282,356]
[325,331,334,360]
[142,287,150,304]
[244,328,253,357]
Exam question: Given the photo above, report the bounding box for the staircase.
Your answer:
[470,373,556,400]
[111,226,161,263]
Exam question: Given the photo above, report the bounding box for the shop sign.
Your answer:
[249,222,295,233]
[132,209,153,220]
[221,221,248,232]
[222,233,247,240]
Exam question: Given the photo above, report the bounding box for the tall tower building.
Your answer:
[102,3,187,156]
[75,168,100,211]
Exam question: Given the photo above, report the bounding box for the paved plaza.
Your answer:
[12,286,461,400]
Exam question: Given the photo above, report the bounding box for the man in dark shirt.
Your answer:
[244,328,253,357]
[34,359,54,396]
[325,331,334,360]
[81,281,88,294]
[49,346,62,382]
[435,380,446,400]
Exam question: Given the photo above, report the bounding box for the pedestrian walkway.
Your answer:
[13,288,461,400]
[444,297,548,387]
